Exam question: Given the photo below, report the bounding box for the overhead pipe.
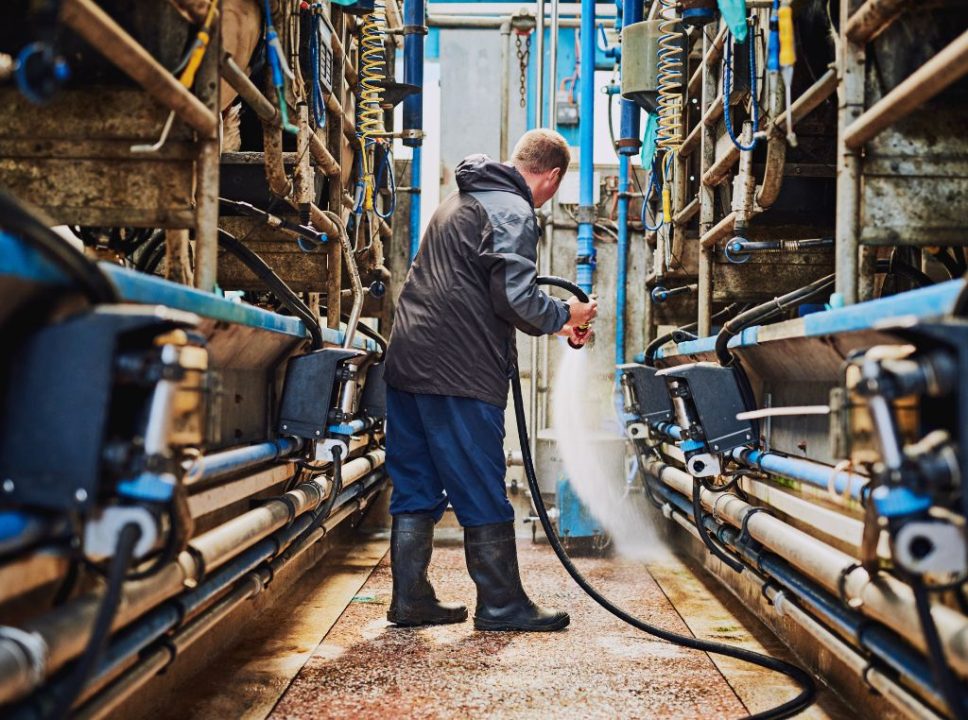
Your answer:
[0,451,386,706]
[576,0,596,295]
[427,15,604,29]
[403,0,425,261]
[845,0,909,45]
[59,0,218,137]
[646,459,968,679]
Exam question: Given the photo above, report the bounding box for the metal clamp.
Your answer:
[402,24,428,35]
[739,506,770,548]
[0,626,48,688]
[837,562,865,609]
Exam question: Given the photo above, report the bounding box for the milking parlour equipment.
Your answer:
[0,0,410,715]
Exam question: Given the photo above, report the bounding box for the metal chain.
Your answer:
[514,33,531,108]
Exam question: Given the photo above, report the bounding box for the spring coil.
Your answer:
[358,0,388,210]
[655,0,684,155]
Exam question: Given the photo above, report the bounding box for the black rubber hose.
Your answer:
[217,229,324,350]
[536,274,589,303]
[876,258,932,289]
[349,317,388,357]
[692,477,746,573]
[513,277,817,720]
[929,249,961,280]
[716,274,835,367]
[911,577,968,720]
[46,522,142,720]
[644,302,744,368]
[0,191,119,305]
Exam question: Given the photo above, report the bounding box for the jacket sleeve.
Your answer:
[479,214,570,337]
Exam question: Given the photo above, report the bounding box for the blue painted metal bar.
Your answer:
[576,0,596,295]
[615,153,629,374]
[409,147,422,261]
[402,0,424,145]
[200,438,302,482]
[652,279,964,360]
[732,447,868,501]
[0,233,377,351]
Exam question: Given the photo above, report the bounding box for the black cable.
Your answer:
[692,477,746,573]
[216,229,324,350]
[0,191,119,304]
[910,577,968,720]
[644,303,744,368]
[930,249,962,280]
[716,274,835,367]
[517,277,816,719]
[510,365,816,719]
[46,522,142,720]
[536,274,589,303]
[876,258,932,289]
[135,231,167,273]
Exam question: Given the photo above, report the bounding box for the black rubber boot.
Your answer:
[387,514,468,627]
[464,521,570,632]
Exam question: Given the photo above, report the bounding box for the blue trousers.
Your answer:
[386,387,514,527]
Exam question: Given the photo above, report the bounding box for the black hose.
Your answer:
[349,317,388,356]
[911,577,968,720]
[516,277,816,720]
[876,258,932,289]
[644,302,744,368]
[217,229,324,350]
[46,522,142,720]
[0,191,119,305]
[692,477,746,573]
[536,274,589,303]
[715,274,835,367]
[930,249,962,280]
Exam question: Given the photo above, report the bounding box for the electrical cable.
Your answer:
[45,522,142,720]
[511,280,816,720]
[715,274,835,367]
[216,229,324,350]
[723,26,760,152]
[0,190,119,305]
[910,576,968,720]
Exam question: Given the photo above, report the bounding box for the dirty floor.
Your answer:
[271,540,847,720]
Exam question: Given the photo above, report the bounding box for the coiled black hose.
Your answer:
[0,191,119,305]
[509,277,817,720]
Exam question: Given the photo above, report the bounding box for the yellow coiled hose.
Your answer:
[655,0,683,234]
[358,0,388,211]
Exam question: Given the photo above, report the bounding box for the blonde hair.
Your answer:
[511,129,571,175]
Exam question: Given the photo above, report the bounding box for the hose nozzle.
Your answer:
[568,323,592,349]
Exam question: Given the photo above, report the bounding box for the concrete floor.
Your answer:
[159,529,852,720]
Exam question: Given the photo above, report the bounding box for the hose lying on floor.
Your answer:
[510,276,817,720]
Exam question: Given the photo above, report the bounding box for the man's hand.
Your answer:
[566,296,598,326]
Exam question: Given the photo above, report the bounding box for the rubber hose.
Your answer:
[46,522,142,719]
[510,278,817,720]
[217,229,324,350]
[0,190,119,305]
[911,577,968,720]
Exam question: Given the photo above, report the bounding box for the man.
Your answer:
[383,129,598,632]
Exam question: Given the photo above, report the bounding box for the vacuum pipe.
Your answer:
[646,459,968,679]
[731,447,869,501]
[189,438,302,485]
[576,0,596,295]
[0,452,385,705]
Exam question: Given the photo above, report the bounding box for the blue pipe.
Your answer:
[615,154,629,376]
[576,0,596,295]
[648,479,954,715]
[732,448,869,501]
[409,147,422,262]
[200,438,302,482]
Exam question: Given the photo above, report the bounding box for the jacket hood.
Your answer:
[455,154,533,206]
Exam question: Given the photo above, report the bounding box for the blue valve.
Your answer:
[15,42,70,104]
[723,237,752,264]
[651,287,670,304]
[369,280,386,298]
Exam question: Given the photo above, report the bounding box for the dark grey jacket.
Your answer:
[384,155,570,408]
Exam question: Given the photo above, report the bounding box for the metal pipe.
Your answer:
[576,0,596,295]
[699,211,735,249]
[0,452,385,705]
[845,0,908,45]
[615,154,629,374]
[697,31,716,337]
[427,15,604,29]
[548,0,560,125]
[535,0,546,127]
[409,149,423,260]
[652,482,947,719]
[844,29,968,151]
[646,459,968,679]
[189,438,302,486]
[836,3,865,305]
[500,20,512,161]
[59,0,218,137]
[731,448,869,501]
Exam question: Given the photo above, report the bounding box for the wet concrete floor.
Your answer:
[263,539,848,720]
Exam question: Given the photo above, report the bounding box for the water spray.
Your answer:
[510,275,817,720]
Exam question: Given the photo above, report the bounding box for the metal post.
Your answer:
[193,14,220,292]
[616,154,629,370]
[535,0,546,127]
[835,0,865,305]
[576,0,596,295]
[500,20,512,161]
[548,0,560,126]
[697,30,716,336]
[409,149,422,260]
